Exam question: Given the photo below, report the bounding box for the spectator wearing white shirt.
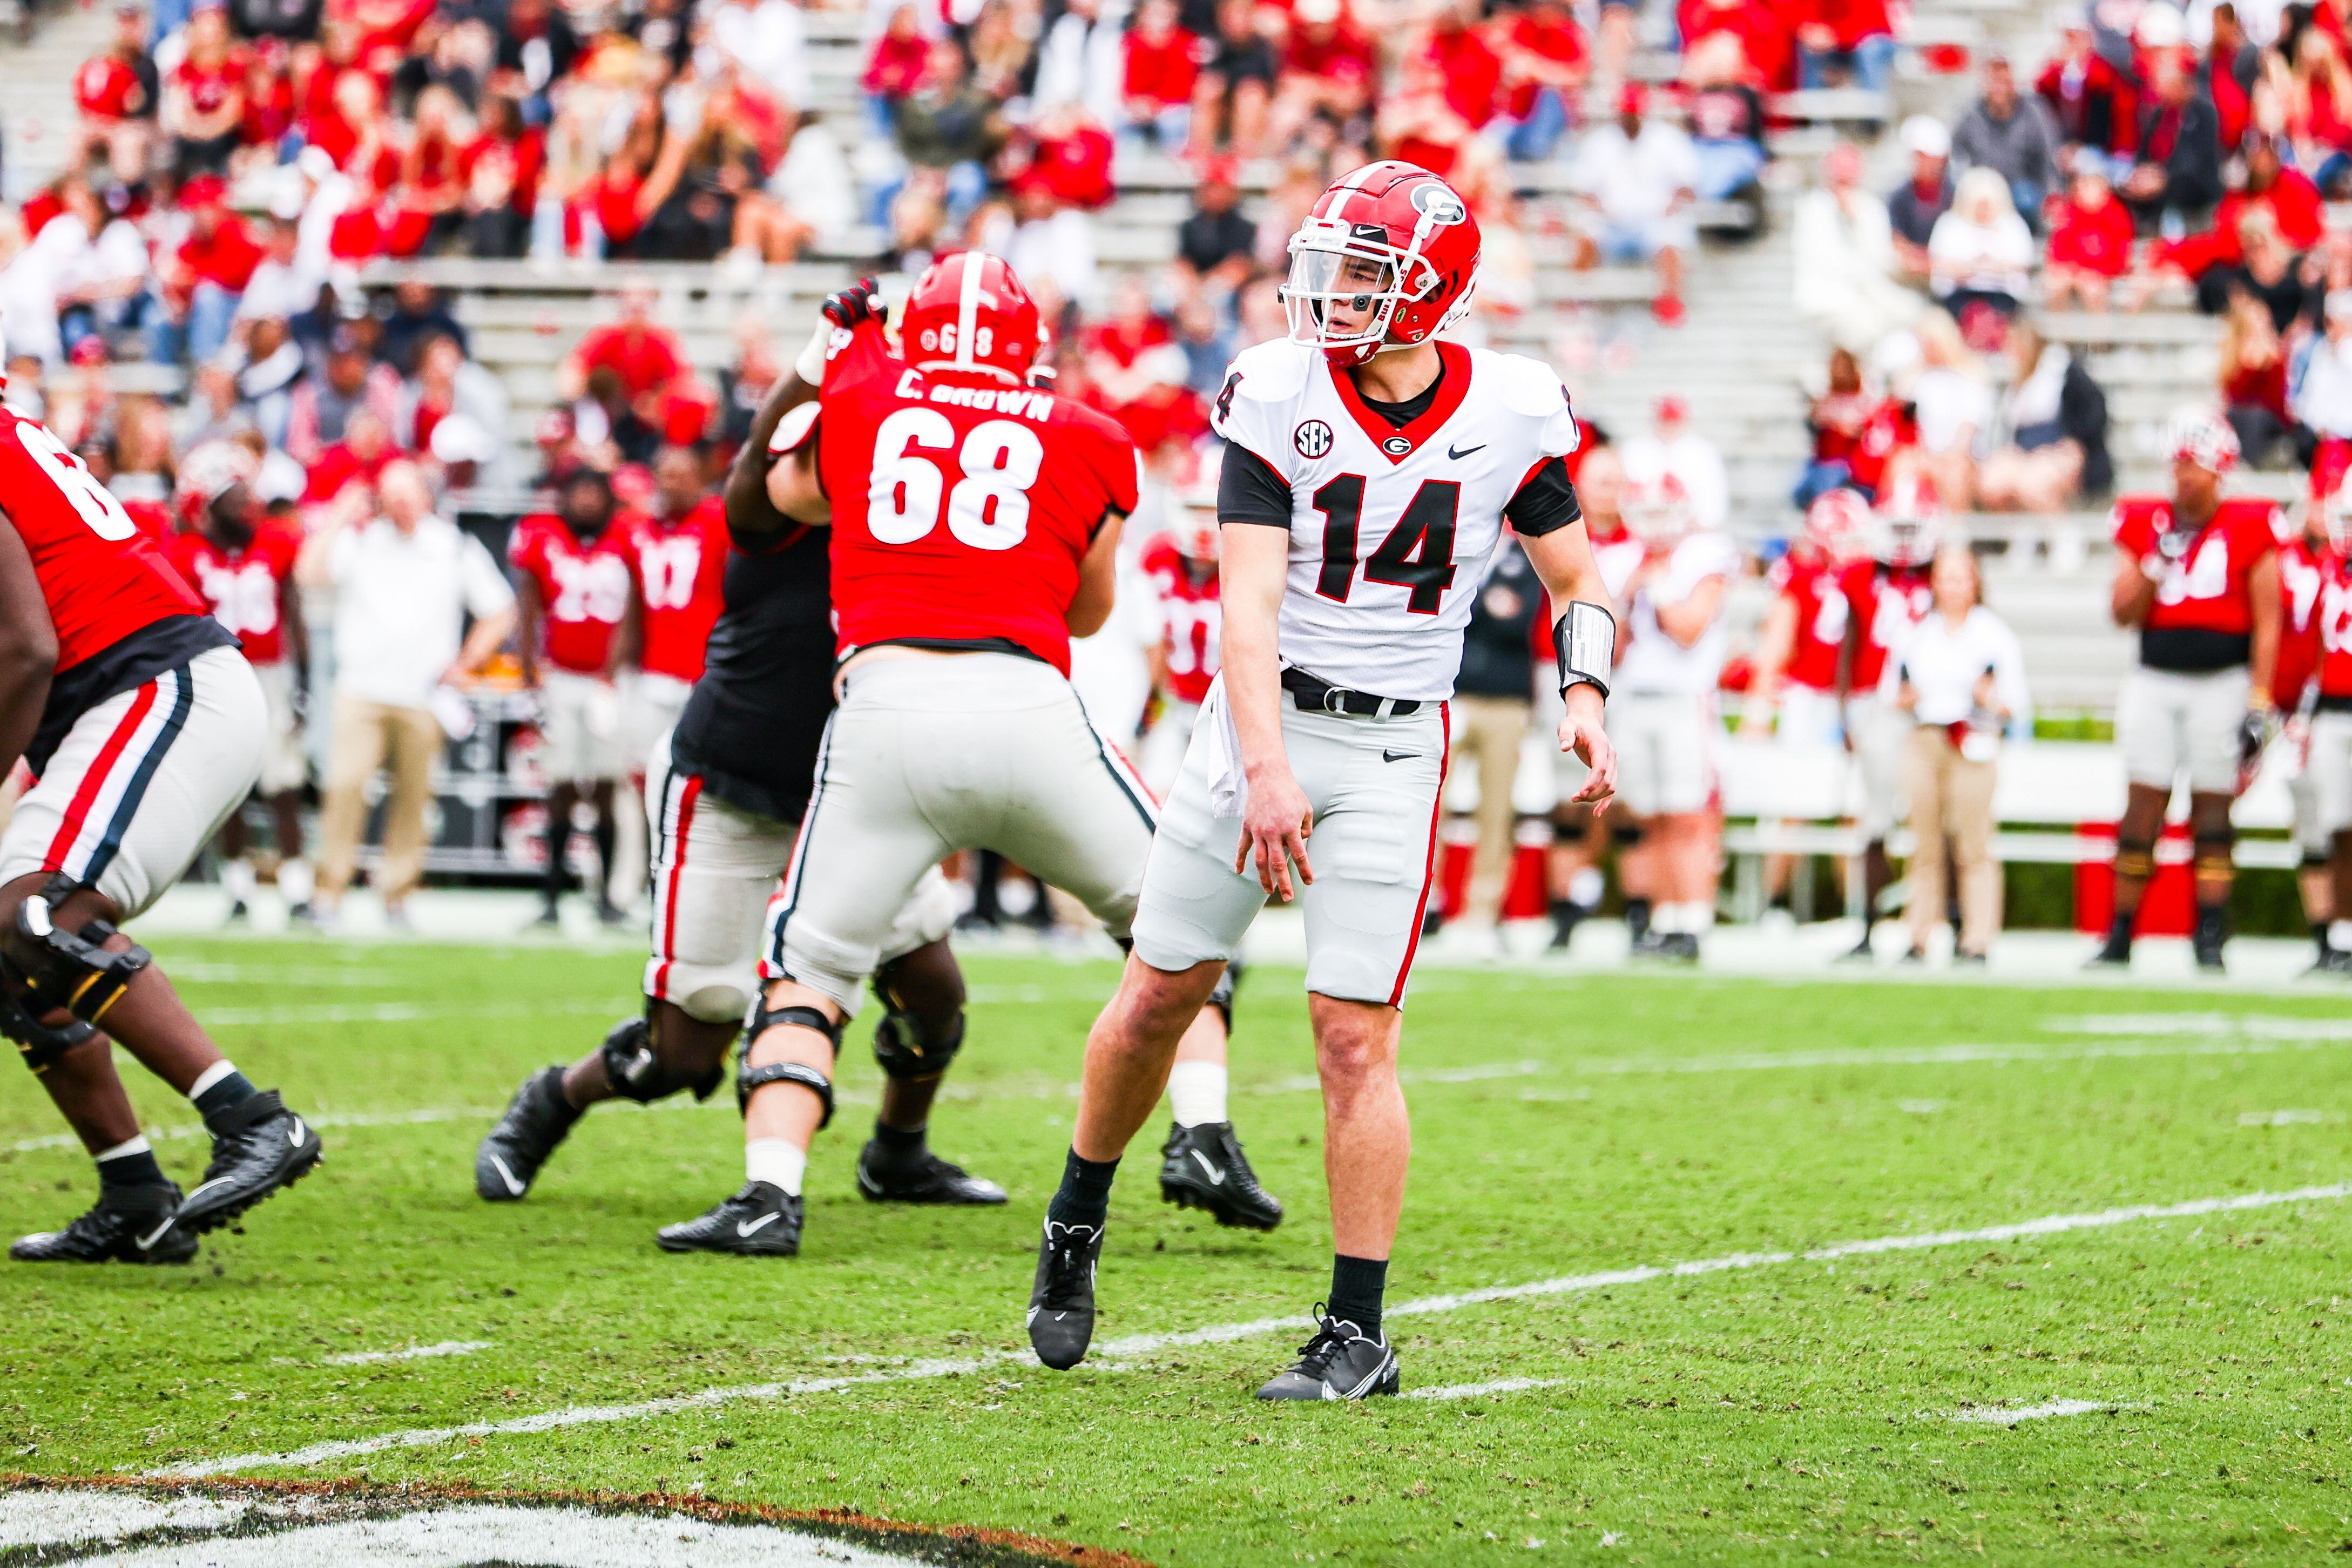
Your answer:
[1907,311,1995,510]
[1792,141,1922,353]
[295,461,517,925]
[1030,0,1127,127]
[234,217,324,326]
[1570,82,1698,326]
[1881,546,2030,963]
[711,0,812,110]
[1927,167,2036,327]
[2292,290,2352,442]
[1618,396,1727,530]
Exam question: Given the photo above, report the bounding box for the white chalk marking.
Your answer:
[0,1490,247,1549]
[1405,1377,1568,1401]
[2050,1013,2352,1040]
[3,1108,506,1157]
[323,1341,492,1366]
[2239,1110,2335,1126]
[157,1180,2352,1479]
[1950,1399,2113,1424]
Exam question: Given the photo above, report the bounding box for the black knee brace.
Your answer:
[0,987,95,1074]
[2193,833,2236,890]
[2112,834,2158,882]
[871,1005,964,1082]
[737,1000,842,1123]
[1610,823,1643,850]
[1206,958,1240,1033]
[2,877,148,1032]
[600,1008,723,1104]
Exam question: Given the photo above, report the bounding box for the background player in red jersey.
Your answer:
[2297,462,2352,976]
[654,258,1261,1258]
[1137,459,1224,796]
[614,446,729,773]
[163,443,313,924]
[0,360,320,1265]
[1837,475,1942,960]
[2271,458,2337,972]
[2094,409,2282,972]
[511,470,635,928]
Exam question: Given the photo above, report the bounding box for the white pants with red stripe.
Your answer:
[764,652,1160,1017]
[0,645,264,917]
[1131,691,1449,1008]
[642,727,955,1026]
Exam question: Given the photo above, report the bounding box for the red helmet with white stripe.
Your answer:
[1872,473,1947,568]
[2164,405,2240,475]
[1802,488,1872,562]
[1283,160,1482,369]
[901,252,1045,386]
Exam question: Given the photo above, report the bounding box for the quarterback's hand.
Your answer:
[822,278,882,330]
[1559,686,1616,807]
[1234,768,1315,902]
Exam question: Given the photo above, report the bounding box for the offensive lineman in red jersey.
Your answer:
[163,443,313,924]
[511,471,636,927]
[654,256,1258,1255]
[2093,409,2282,972]
[0,353,321,1264]
[1837,482,1942,959]
[2273,463,2337,974]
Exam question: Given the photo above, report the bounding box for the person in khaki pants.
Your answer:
[296,461,517,926]
[1437,536,1544,954]
[1883,545,2029,964]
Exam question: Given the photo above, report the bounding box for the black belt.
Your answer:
[1280,667,1422,718]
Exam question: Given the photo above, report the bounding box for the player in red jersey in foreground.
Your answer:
[0,345,320,1265]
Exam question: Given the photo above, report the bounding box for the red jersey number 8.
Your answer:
[868,409,1044,552]
[19,421,137,542]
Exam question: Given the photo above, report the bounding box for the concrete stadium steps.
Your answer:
[0,0,111,202]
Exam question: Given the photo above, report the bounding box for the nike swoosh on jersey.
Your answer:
[1447,443,1485,459]
[1381,749,1414,762]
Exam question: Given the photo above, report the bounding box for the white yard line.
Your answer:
[1950,1399,2113,1424]
[324,1341,493,1366]
[154,1180,2352,1480]
[1405,1377,1568,1401]
[2240,1110,2336,1126]
[3,1108,507,1156]
[2050,1013,2352,1039]
[203,999,628,1028]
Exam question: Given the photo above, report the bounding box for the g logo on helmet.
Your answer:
[1409,183,1467,226]
[1294,420,1334,458]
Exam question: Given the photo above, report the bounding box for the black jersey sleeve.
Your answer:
[1219,442,1296,528]
[1505,457,1583,538]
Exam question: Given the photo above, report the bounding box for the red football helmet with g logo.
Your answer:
[1283,160,1482,369]
[900,252,1045,386]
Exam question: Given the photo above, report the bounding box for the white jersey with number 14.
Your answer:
[1208,337,1581,702]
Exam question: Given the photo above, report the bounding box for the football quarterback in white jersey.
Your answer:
[1029,160,1620,1401]
[1610,456,1740,961]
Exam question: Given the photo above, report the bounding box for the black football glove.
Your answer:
[2239,705,2277,774]
[821,278,882,330]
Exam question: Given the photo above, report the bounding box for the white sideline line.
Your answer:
[324,1341,493,1366]
[1406,1377,1567,1401]
[153,1180,2352,1480]
[3,1108,505,1156]
[1951,1399,2112,1424]
[2051,1013,2352,1040]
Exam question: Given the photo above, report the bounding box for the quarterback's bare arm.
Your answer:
[1521,521,1619,806]
[0,512,59,782]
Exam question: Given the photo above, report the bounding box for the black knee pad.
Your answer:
[1610,824,1643,850]
[0,984,96,1074]
[600,1009,723,1104]
[872,1005,965,1082]
[1206,958,1240,1033]
[3,876,148,1030]
[738,1001,842,1123]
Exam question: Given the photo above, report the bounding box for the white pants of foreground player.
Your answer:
[1132,692,1447,1006]
[0,645,263,917]
[765,653,1157,1017]
[2117,665,2249,795]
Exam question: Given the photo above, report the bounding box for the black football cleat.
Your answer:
[2193,907,2228,972]
[655,1182,803,1255]
[1026,1218,1104,1370]
[475,1066,580,1201]
[172,1091,322,1236]
[2083,934,2133,969]
[1254,1309,1400,1401]
[1656,931,1701,963]
[11,1181,198,1265]
[1159,1121,1282,1231]
[855,1143,1008,1204]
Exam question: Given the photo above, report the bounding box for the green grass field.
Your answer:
[4,936,2351,1563]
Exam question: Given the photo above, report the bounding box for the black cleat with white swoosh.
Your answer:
[475,1066,580,1201]
[10,1181,198,1265]
[655,1182,803,1255]
[171,1091,323,1236]
[1158,1121,1283,1231]
[1026,1218,1104,1369]
[1254,1309,1400,1400]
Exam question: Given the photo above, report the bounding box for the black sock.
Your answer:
[591,815,617,898]
[2317,920,2333,958]
[1328,1254,1388,1339]
[192,1067,259,1133]
[1625,897,1651,939]
[97,1146,165,1191]
[2105,910,2133,947]
[1047,1148,1118,1231]
[542,1069,586,1123]
[871,1119,928,1163]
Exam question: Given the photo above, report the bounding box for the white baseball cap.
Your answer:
[1900,115,1950,159]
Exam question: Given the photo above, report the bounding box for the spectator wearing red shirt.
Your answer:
[1494,0,1587,161]
[73,5,159,181]
[2036,8,2139,179]
[1796,0,1894,89]
[863,2,931,136]
[240,38,298,152]
[2142,137,2323,308]
[562,286,686,408]
[1122,0,1201,151]
[1416,0,1504,129]
[165,2,250,173]
[1679,0,1794,93]
[2219,292,2302,466]
[165,175,264,365]
[2042,150,2135,310]
[457,93,543,259]
[1023,104,1118,210]
[303,406,397,509]
[1266,0,1376,151]
[385,85,470,258]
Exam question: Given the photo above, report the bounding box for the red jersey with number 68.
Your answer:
[1767,553,1850,693]
[1842,560,1933,692]
[164,524,302,666]
[2112,496,2280,670]
[1142,536,1220,704]
[508,513,634,675]
[814,316,1139,675]
[1,408,212,672]
[623,498,729,682]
